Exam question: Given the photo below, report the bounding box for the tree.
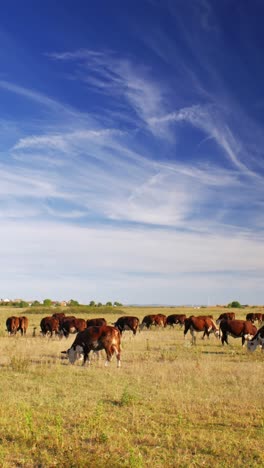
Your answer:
[228,301,242,308]
[68,299,79,306]
[114,301,123,307]
[89,300,96,307]
[32,300,41,306]
[97,302,102,307]
[43,299,52,307]
[18,300,29,308]
[106,301,112,307]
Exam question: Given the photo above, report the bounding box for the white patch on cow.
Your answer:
[244,334,253,341]
[92,340,99,349]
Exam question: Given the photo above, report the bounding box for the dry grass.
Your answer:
[0,306,263,467]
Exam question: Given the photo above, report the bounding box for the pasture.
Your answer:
[0,306,263,467]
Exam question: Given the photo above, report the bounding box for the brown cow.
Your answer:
[184,316,219,344]
[216,312,236,325]
[86,318,107,328]
[246,313,263,324]
[155,314,167,327]
[166,314,186,327]
[62,325,121,367]
[60,318,87,337]
[6,316,20,335]
[140,314,166,330]
[40,316,60,337]
[113,316,139,335]
[140,315,156,329]
[220,320,257,346]
[247,326,264,352]
[18,316,29,335]
[52,312,66,324]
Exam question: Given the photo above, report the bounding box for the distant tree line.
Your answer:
[0,299,123,307]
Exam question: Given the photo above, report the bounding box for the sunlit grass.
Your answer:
[0,306,263,466]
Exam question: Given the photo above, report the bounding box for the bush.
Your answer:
[228,301,242,308]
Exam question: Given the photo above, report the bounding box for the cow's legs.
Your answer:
[190,329,196,345]
[221,332,228,345]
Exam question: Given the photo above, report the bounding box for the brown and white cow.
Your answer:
[40,316,60,337]
[184,316,219,344]
[86,318,107,328]
[216,312,236,325]
[62,325,121,367]
[60,317,87,337]
[247,326,264,352]
[6,316,20,335]
[113,316,139,335]
[220,320,257,346]
[18,316,29,335]
[166,314,186,327]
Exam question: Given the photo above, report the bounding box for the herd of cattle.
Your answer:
[5,311,264,367]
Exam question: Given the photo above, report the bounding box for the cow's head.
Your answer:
[61,345,84,364]
[247,335,264,352]
[247,338,259,352]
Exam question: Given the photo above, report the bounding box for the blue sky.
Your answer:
[0,0,264,304]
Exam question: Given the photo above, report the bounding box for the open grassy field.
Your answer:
[0,306,263,467]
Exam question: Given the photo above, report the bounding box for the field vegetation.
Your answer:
[0,306,263,467]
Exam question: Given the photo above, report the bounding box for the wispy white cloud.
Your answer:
[48,49,169,136]
[149,104,259,176]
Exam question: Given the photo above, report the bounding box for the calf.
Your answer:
[247,326,264,352]
[6,316,20,335]
[166,314,186,327]
[184,316,219,344]
[62,325,121,367]
[220,320,257,346]
[113,316,139,335]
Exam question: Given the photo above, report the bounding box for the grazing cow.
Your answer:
[52,312,66,323]
[86,318,107,328]
[40,316,60,337]
[166,314,186,327]
[6,316,20,335]
[216,312,236,325]
[140,315,156,330]
[113,316,139,335]
[184,316,219,344]
[197,315,214,320]
[220,320,257,346]
[140,314,166,330]
[246,313,263,324]
[247,326,264,352]
[60,318,87,337]
[62,325,121,367]
[18,316,29,335]
[155,314,167,327]
[55,314,76,326]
